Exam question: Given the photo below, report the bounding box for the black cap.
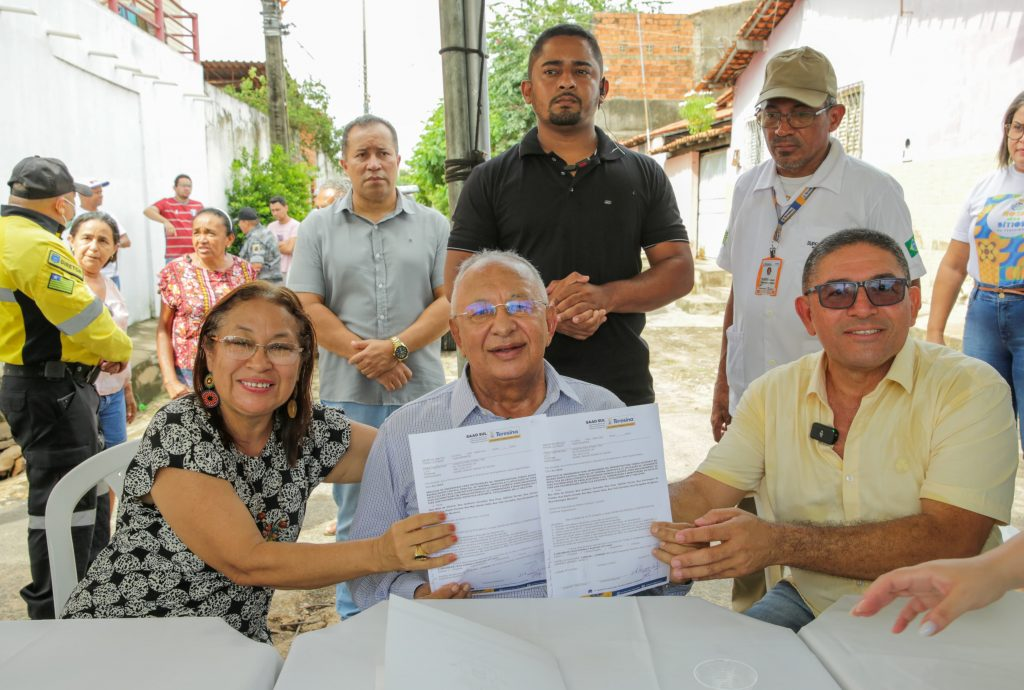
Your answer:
[7,156,92,199]
[236,207,259,221]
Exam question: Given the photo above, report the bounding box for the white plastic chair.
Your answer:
[46,438,140,615]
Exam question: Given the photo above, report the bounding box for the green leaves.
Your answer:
[225,145,315,255]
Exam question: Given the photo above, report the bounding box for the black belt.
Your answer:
[3,361,101,385]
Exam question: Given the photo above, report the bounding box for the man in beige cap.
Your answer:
[709,47,926,609]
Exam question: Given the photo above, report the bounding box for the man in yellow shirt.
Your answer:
[653,228,1018,631]
[0,156,132,619]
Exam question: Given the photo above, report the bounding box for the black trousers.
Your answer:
[0,373,101,619]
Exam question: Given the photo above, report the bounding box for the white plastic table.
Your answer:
[0,617,282,690]
[275,597,839,690]
[800,592,1024,689]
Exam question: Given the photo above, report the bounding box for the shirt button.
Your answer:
[378,314,384,320]
[845,475,853,482]
[375,253,382,259]
[377,282,383,288]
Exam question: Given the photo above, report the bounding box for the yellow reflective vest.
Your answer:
[0,206,132,366]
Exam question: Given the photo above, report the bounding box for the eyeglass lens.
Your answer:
[464,299,539,320]
[817,279,907,309]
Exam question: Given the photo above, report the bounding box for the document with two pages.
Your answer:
[409,403,672,597]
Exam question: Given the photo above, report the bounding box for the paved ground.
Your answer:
[1,300,1021,657]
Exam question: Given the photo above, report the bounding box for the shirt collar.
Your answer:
[450,360,584,427]
[519,126,625,162]
[755,136,846,194]
[338,189,414,222]
[806,334,916,403]
[0,204,64,236]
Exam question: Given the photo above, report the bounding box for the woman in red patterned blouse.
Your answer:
[157,208,254,398]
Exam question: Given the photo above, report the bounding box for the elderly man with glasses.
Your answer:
[711,46,929,612]
[652,229,1018,632]
[349,250,629,607]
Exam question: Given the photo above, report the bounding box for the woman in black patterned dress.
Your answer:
[63,282,457,642]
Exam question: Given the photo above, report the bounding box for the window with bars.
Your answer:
[835,82,864,158]
[746,118,764,167]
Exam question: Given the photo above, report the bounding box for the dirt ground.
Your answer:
[1,302,1022,657]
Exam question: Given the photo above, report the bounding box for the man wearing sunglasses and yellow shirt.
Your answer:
[652,229,1018,632]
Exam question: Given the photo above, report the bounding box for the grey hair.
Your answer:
[802,228,911,292]
[317,179,349,195]
[450,250,547,315]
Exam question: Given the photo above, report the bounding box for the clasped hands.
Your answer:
[651,507,776,583]
[546,272,609,340]
[349,339,412,391]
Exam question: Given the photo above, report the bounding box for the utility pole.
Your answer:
[261,0,290,153]
[438,0,490,215]
[362,0,370,114]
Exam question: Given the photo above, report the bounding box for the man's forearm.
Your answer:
[398,296,450,352]
[772,513,991,581]
[602,251,693,314]
[305,303,362,359]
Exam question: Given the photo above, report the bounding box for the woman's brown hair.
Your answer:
[192,281,317,467]
[998,90,1024,168]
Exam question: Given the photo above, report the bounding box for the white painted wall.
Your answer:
[726,0,1024,273]
[0,0,333,324]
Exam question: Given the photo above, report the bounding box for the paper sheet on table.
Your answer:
[536,404,670,598]
[382,596,566,690]
[410,417,547,595]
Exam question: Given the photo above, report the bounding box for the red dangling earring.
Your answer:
[201,373,220,408]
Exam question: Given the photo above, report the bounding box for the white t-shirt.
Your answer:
[267,217,301,274]
[950,166,1024,285]
[718,138,926,412]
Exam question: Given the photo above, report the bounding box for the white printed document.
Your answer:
[409,405,670,597]
[410,417,547,596]
[536,404,671,597]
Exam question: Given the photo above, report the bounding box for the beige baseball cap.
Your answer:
[757,46,837,107]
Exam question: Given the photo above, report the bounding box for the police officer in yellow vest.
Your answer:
[0,156,132,619]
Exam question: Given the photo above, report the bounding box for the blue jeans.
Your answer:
[743,580,815,632]
[322,400,401,619]
[97,388,127,451]
[963,287,1024,448]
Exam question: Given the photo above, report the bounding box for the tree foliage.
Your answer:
[225,67,344,160]
[225,145,315,253]
[409,0,661,214]
[678,95,716,134]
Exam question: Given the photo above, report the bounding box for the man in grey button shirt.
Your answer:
[289,114,451,619]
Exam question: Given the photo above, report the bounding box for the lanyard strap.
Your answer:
[769,186,817,257]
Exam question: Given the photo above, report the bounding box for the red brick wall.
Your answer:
[593,13,695,101]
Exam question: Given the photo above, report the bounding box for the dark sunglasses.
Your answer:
[803,278,910,309]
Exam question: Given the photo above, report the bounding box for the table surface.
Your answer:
[800,592,1024,690]
[275,597,840,690]
[0,617,282,690]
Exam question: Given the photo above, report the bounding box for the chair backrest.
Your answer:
[46,439,140,615]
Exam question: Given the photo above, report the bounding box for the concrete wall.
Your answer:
[725,0,1024,290]
[0,0,335,324]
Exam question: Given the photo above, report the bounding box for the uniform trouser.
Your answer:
[0,373,101,619]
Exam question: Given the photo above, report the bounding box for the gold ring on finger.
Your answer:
[413,544,429,561]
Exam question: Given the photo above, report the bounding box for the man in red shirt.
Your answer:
[143,174,203,261]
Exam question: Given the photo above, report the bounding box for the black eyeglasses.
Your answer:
[755,105,831,130]
[452,299,547,324]
[803,278,910,309]
[1006,121,1024,142]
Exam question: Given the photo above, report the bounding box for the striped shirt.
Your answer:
[152,197,203,258]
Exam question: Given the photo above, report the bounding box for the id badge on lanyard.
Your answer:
[755,186,817,297]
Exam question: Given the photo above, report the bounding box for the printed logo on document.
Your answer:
[488,428,521,442]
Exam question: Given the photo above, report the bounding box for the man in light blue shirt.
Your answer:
[290,115,451,619]
[350,250,625,607]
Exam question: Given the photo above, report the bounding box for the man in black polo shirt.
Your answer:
[446,23,693,405]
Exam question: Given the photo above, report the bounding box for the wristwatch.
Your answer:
[390,336,410,362]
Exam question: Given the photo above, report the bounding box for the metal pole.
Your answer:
[439,0,490,215]
[261,0,290,153]
[362,0,370,114]
[635,11,651,152]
